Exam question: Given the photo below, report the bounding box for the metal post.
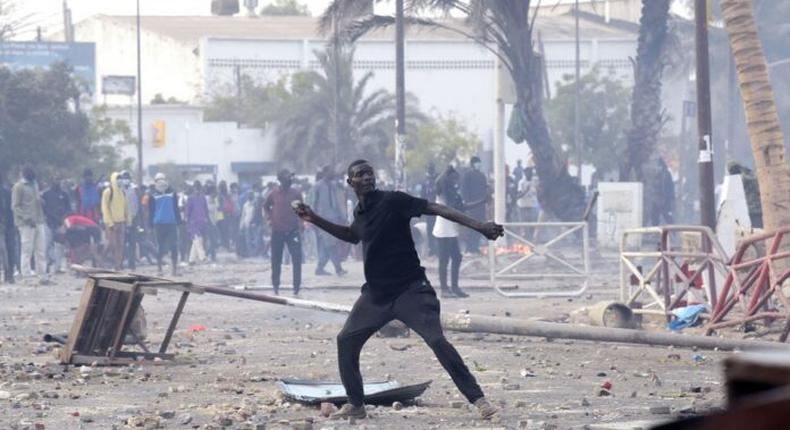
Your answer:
[494,56,506,228]
[574,0,582,179]
[332,19,340,167]
[135,0,144,185]
[394,0,406,190]
[695,0,715,231]
[235,64,242,128]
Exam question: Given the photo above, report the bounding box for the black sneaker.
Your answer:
[330,403,367,420]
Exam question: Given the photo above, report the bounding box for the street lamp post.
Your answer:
[135,0,144,185]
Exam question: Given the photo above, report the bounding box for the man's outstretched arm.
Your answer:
[424,201,504,240]
[293,202,360,244]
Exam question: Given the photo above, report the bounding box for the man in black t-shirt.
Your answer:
[294,160,503,420]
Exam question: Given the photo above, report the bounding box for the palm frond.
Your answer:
[319,0,379,35]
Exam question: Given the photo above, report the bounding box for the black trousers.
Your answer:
[337,280,484,406]
[437,237,462,291]
[155,224,178,270]
[271,229,302,293]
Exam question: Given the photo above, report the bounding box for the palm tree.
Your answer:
[274,45,424,173]
[720,0,790,232]
[322,0,586,221]
[622,0,670,183]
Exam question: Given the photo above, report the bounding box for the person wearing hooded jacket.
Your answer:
[101,172,132,270]
[149,173,181,275]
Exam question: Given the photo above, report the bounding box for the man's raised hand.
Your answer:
[292,201,315,223]
[478,221,504,241]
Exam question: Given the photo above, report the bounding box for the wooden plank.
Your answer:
[70,354,137,366]
[85,288,123,355]
[61,278,97,363]
[139,282,204,294]
[110,283,141,358]
[114,351,175,360]
[159,291,190,354]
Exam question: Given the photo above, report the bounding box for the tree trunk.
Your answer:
[720,0,790,232]
[622,0,670,225]
[519,57,585,221]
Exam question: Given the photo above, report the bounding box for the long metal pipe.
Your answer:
[202,285,787,352]
[70,266,789,352]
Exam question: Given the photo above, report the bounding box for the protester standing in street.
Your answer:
[77,169,101,222]
[42,178,71,274]
[0,171,10,284]
[433,165,488,298]
[461,156,488,254]
[101,172,132,271]
[186,181,210,264]
[264,169,303,296]
[294,160,502,420]
[12,166,49,282]
[420,163,438,256]
[311,166,346,276]
[149,173,181,276]
[0,171,16,283]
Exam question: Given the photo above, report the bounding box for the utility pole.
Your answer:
[574,0,582,180]
[394,0,406,190]
[135,0,144,185]
[695,0,715,230]
[332,18,340,167]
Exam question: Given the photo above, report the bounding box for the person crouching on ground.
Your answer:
[293,159,503,420]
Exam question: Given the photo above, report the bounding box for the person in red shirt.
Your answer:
[264,169,304,295]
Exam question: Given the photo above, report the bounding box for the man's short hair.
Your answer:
[347,159,370,178]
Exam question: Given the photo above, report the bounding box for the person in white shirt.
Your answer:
[516,167,539,223]
[432,165,487,298]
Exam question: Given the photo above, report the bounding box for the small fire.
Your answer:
[482,243,534,256]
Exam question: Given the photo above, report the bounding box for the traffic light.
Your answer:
[152,120,166,148]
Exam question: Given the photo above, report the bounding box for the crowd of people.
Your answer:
[0,156,535,296]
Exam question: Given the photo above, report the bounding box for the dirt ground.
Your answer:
[0,253,734,430]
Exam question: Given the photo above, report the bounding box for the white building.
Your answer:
[105,104,275,184]
[67,13,645,182]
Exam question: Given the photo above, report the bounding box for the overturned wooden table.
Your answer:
[61,267,204,366]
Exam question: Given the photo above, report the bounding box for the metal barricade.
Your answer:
[619,225,730,317]
[705,226,790,338]
[488,221,590,298]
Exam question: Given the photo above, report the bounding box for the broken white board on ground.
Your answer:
[589,419,668,430]
[597,182,643,248]
[716,174,751,256]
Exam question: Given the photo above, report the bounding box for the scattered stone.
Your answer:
[79,415,94,423]
[503,383,521,391]
[649,405,671,415]
[320,402,337,417]
[392,401,404,411]
[514,400,528,408]
[213,414,233,427]
[177,414,193,425]
[291,419,313,430]
[581,398,590,407]
[0,391,10,400]
[158,410,176,419]
[449,400,465,409]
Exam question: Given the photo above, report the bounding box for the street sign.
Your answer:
[102,75,136,95]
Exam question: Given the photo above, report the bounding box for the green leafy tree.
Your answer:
[204,75,293,129]
[260,0,310,16]
[406,113,479,183]
[0,63,128,179]
[547,68,631,177]
[273,45,425,173]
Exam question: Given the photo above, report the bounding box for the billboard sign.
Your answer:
[0,41,96,94]
[102,75,136,95]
